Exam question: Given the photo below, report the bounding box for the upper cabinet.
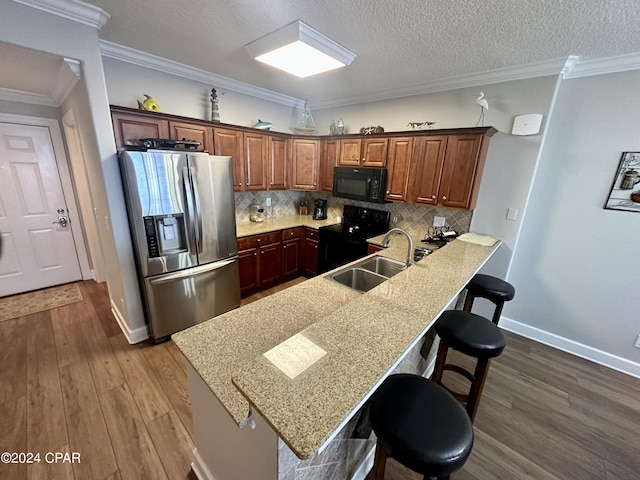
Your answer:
[320,138,339,192]
[110,107,495,209]
[291,138,320,190]
[407,132,492,210]
[169,121,213,153]
[385,137,414,202]
[213,127,245,191]
[268,136,288,190]
[112,110,169,148]
[337,137,388,167]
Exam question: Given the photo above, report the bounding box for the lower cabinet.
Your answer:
[304,228,319,276]
[238,227,319,297]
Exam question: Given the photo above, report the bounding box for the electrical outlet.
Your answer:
[433,216,446,227]
[265,197,272,206]
[634,335,640,349]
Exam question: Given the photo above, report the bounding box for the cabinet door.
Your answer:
[291,139,320,190]
[268,136,288,190]
[439,134,484,209]
[244,133,268,191]
[304,238,318,276]
[258,242,282,288]
[214,128,245,191]
[385,137,413,202]
[112,112,169,149]
[408,136,447,205]
[338,139,362,165]
[238,247,259,295]
[320,139,339,192]
[169,121,213,153]
[282,238,301,278]
[361,138,388,167]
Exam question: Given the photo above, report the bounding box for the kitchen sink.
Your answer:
[330,268,388,293]
[327,255,407,293]
[357,256,405,278]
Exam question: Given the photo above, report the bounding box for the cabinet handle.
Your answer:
[257,239,261,243]
[442,196,447,201]
[386,190,389,194]
[432,195,436,199]
[362,158,366,162]
[254,252,257,256]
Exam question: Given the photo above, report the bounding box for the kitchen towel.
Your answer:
[457,232,499,247]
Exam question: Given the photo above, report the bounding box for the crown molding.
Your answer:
[11,0,109,29]
[563,52,640,79]
[0,87,57,107]
[99,40,303,108]
[314,57,575,109]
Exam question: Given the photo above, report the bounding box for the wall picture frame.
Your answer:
[604,152,640,212]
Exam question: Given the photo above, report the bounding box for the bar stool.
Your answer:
[368,373,473,480]
[432,310,505,422]
[463,274,515,325]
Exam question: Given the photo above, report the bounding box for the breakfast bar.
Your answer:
[172,235,500,480]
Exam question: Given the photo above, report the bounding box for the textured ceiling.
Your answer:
[5,0,640,107]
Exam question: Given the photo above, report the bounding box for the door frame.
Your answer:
[0,112,92,281]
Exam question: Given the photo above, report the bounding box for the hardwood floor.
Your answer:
[1,280,639,480]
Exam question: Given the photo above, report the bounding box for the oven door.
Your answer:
[318,229,368,274]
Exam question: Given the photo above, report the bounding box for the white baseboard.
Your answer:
[351,444,376,480]
[500,316,640,380]
[191,448,215,480]
[110,300,149,344]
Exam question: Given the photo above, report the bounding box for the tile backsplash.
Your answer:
[235,191,472,237]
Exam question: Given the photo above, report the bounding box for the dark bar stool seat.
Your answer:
[368,373,473,480]
[463,274,515,325]
[432,310,505,422]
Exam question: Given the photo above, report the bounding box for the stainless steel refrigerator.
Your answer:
[119,149,240,341]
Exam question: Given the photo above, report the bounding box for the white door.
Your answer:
[0,122,82,296]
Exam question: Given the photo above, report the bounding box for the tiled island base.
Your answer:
[188,331,438,480]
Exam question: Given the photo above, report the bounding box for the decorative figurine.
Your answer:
[294,100,316,134]
[337,118,345,135]
[407,121,436,130]
[210,88,220,122]
[329,120,337,135]
[359,126,385,135]
[137,94,161,112]
[252,119,273,130]
[475,92,489,127]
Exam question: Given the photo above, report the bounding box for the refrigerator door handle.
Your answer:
[182,166,198,255]
[148,257,238,284]
[190,166,204,254]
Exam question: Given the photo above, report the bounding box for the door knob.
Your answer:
[53,216,69,228]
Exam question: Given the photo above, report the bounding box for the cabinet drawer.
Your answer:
[305,228,319,240]
[282,227,303,240]
[237,232,281,249]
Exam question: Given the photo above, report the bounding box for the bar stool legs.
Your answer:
[431,310,505,422]
[462,274,515,325]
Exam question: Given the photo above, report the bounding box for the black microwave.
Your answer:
[332,166,388,204]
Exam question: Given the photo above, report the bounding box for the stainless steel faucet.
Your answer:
[382,228,414,269]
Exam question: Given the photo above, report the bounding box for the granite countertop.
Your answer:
[172,224,500,459]
[236,215,337,238]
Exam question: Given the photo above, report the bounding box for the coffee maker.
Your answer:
[313,199,328,220]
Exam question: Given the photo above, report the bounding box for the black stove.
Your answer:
[318,206,390,273]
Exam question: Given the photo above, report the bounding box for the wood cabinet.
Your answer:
[291,138,320,190]
[169,121,213,153]
[408,133,489,209]
[338,137,387,167]
[268,136,288,190]
[281,227,303,278]
[237,232,281,295]
[303,228,319,276]
[385,137,414,202]
[320,139,339,192]
[244,132,268,191]
[213,127,245,191]
[112,111,169,148]
[408,136,447,205]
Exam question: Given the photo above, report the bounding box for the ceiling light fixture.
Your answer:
[244,20,356,78]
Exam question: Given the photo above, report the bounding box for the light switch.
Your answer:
[506,208,518,221]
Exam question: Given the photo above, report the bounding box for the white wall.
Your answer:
[505,70,640,374]
[103,58,299,132]
[0,0,146,341]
